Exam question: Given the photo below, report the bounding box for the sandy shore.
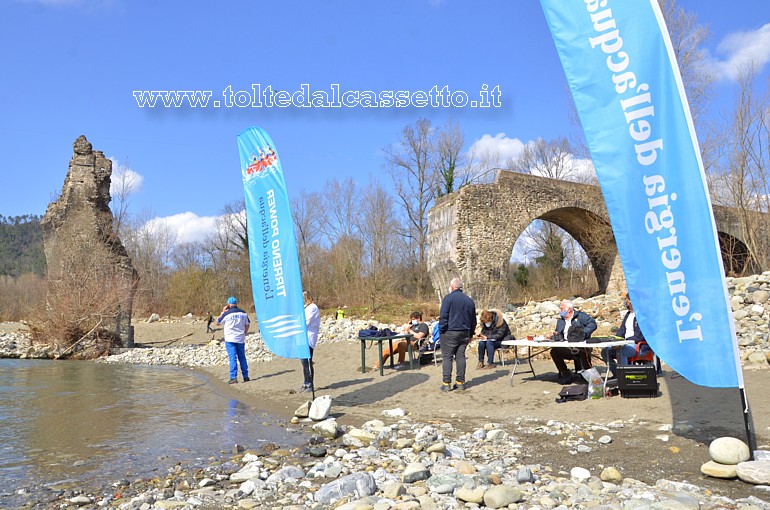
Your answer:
[119,318,770,501]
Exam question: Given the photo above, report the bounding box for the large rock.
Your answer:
[484,485,523,508]
[347,428,376,445]
[230,462,263,482]
[600,466,623,483]
[709,437,750,465]
[455,486,485,504]
[700,461,737,479]
[402,462,430,483]
[265,465,304,484]
[570,466,591,482]
[312,418,339,439]
[315,472,377,505]
[294,400,311,418]
[309,395,332,421]
[736,460,770,484]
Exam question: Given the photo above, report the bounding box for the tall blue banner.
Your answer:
[540,0,742,387]
[237,127,310,359]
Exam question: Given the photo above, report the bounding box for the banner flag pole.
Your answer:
[539,0,753,448]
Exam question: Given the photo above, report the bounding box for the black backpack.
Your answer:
[567,324,584,343]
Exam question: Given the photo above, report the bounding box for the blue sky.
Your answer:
[2,0,769,243]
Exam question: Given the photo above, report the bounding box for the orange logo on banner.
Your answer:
[246,146,277,175]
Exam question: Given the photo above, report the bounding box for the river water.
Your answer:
[0,358,302,506]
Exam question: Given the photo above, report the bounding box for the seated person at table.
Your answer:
[550,300,597,385]
[374,311,429,369]
[420,316,440,353]
[602,292,649,378]
[476,308,511,369]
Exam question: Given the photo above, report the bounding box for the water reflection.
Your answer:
[0,359,300,495]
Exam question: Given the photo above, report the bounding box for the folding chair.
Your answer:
[431,338,441,366]
[628,340,661,374]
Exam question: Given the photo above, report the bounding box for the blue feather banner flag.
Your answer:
[237,127,310,359]
[540,0,742,388]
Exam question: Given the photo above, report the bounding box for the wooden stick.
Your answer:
[55,319,103,359]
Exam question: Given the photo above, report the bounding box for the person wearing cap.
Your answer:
[217,296,251,384]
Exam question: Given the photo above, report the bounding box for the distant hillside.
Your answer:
[0,215,45,277]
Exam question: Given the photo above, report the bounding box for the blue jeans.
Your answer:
[225,341,249,380]
[478,339,502,365]
[601,343,637,377]
[301,347,314,387]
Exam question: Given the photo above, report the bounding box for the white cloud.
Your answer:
[145,212,220,244]
[109,157,144,196]
[468,132,526,165]
[707,23,770,81]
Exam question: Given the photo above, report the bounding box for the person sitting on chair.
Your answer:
[550,300,597,385]
[476,308,511,369]
[374,311,428,370]
[601,292,649,379]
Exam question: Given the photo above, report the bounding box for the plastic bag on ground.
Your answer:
[580,367,603,399]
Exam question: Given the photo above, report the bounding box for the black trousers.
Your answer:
[551,347,592,377]
[301,347,314,387]
[441,330,471,384]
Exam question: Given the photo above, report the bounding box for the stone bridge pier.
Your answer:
[427,170,763,307]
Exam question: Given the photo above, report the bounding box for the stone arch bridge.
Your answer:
[427,170,763,304]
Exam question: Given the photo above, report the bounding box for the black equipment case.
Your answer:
[617,365,659,398]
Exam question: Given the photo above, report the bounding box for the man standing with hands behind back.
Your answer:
[217,296,251,384]
[439,277,476,392]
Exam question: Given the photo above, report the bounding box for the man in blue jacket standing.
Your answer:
[217,296,251,384]
[439,277,477,392]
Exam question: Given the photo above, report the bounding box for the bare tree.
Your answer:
[292,189,325,282]
[710,66,770,274]
[110,158,136,238]
[205,200,251,305]
[506,137,584,182]
[358,176,402,311]
[38,237,135,355]
[659,0,714,125]
[319,178,360,242]
[435,118,471,196]
[384,118,436,297]
[121,210,177,313]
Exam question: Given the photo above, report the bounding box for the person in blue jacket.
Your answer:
[217,296,251,384]
[438,277,477,392]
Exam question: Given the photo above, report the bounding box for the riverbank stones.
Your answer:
[701,461,737,479]
[709,437,750,465]
[737,460,770,484]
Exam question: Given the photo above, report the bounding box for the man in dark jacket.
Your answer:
[550,299,597,384]
[439,277,477,392]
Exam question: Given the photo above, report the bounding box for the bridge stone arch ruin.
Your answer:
[427,170,764,306]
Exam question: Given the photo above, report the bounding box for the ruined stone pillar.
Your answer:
[41,135,139,346]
